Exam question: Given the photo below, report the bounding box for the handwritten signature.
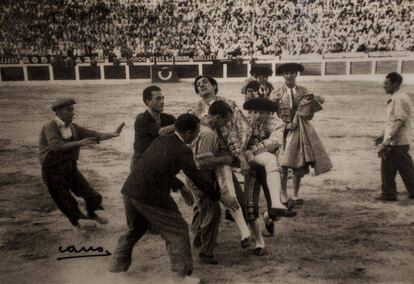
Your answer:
[57,245,111,261]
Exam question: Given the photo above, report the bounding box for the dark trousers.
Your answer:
[191,185,221,257]
[244,166,272,221]
[41,160,102,226]
[192,173,245,256]
[253,166,272,218]
[381,145,414,198]
[111,195,193,277]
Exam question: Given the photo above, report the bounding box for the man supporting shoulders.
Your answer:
[131,85,176,169]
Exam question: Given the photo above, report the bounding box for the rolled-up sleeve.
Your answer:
[180,148,220,201]
[394,96,410,123]
[191,126,219,169]
[74,124,100,140]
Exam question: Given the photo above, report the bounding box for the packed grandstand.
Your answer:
[1,0,413,60]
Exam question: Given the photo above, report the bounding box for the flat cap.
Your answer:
[250,66,273,77]
[51,97,76,111]
[243,98,279,112]
[276,63,304,75]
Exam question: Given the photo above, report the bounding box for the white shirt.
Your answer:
[285,85,297,109]
[383,90,412,145]
[199,99,215,117]
[174,131,186,144]
[54,116,73,139]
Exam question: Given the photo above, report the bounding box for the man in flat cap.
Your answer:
[271,63,327,211]
[242,66,274,102]
[39,97,124,228]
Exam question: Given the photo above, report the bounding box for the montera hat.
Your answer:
[276,63,304,75]
[250,66,273,77]
[51,97,76,111]
[243,98,279,112]
[245,80,261,92]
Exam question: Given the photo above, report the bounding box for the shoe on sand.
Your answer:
[91,215,109,224]
[87,212,109,224]
[375,195,397,202]
[199,253,218,265]
[268,208,297,220]
[252,247,265,256]
[265,221,274,235]
[241,235,252,249]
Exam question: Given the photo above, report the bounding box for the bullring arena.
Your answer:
[1,1,414,283]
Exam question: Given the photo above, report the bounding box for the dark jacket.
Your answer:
[122,134,220,210]
[133,111,176,159]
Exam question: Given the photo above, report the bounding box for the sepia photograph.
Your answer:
[0,0,413,283]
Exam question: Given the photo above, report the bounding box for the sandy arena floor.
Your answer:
[0,81,413,283]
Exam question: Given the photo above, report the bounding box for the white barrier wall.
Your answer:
[1,56,414,83]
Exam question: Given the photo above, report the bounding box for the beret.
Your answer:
[51,97,76,111]
[243,98,279,112]
[276,63,304,75]
[250,66,273,76]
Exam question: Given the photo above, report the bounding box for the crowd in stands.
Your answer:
[0,0,413,59]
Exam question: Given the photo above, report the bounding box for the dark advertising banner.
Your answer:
[79,66,101,80]
[227,63,248,78]
[27,66,50,80]
[129,65,151,79]
[53,66,76,80]
[350,61,372,74]
[401,61,414,74]
[325,62,346,75]
[175,65,199,78]
[104,66,126,79]
[202,63,223,78]
[375,61,398,74]
[0,67,24,81]
[301,63,322,76]
[151,65,178,83]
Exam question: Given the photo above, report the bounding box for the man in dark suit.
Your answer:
[131,85,176,170]
[110,113,239,284]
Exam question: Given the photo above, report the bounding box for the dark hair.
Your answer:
[208,100,233,118]
[193,75,219,94]
[175,113,200,133]
[386,72,403,86]
[143,85,161,105]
